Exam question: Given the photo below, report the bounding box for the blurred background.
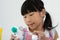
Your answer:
[0,0,60,40]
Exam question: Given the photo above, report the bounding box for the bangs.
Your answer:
[21,1,37,16]
[21,0,44,16]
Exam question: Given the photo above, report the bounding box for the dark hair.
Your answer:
[21,0,44,15]
[21,0,54,30]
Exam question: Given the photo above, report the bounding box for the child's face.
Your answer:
[23,9,45,30]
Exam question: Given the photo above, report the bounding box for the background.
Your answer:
[0,0,60,40]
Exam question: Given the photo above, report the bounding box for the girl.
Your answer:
[10,0,58,40]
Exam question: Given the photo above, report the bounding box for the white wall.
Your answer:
[0,0,60,40]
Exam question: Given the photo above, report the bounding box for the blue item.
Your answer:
[11,26,17,34]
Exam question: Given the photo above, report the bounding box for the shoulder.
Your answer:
[45,29,58,39]
[50,29,58,40]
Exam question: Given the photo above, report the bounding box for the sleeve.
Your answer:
[51,29,57,39]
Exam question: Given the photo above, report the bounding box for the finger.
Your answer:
[33,31,45,36]
[10,34,17,40]
[33,31,42,35]
[15,38,20,40]
[33,31,39,35]
[11,34,17,38]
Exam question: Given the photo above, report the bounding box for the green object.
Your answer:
[11,27,17,33]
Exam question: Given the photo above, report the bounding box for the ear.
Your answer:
[39,9,46,18]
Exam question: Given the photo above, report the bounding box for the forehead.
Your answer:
[23,11,40,16]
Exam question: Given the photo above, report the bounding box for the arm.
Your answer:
[54,32,58,40]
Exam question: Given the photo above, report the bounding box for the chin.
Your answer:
[30,27,36,30]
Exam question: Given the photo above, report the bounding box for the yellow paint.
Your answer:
[0,27,2,40]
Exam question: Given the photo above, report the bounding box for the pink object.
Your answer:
[26,33,32,40]
[23,28,32,40]
[46,37,52,40]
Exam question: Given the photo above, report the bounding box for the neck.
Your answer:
[35,23,44,32]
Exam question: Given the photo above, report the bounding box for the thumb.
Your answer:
[33,31,39,35]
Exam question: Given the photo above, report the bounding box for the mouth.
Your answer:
[28,23,35,27]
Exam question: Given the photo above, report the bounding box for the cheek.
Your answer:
[35,16,42,22]
[24,19,27,24]
[34,16,43,24]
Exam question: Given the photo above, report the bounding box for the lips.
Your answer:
[27,23,34,27]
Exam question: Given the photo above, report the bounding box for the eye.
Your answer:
[24,16,27,18]
[29,13,33,16]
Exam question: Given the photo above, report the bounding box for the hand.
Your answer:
[33,31,47,40]
[10,34,20,40]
